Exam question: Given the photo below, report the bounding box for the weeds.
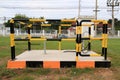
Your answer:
[59,77,71,80]
[14,76,34,80]
[0,68,17,78]
[69,68,93,76]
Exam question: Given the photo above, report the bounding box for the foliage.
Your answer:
[4,14,29,28]
[48,20,60,30]
[4,21,10,27]
[14,14,29,19]
[108,18,120,30]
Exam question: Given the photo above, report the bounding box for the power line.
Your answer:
[1,6,118,10]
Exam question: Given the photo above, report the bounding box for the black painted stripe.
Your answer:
[89,27,91,35]
[103,24,108,34]
[13,18,29,22]
[28,27,30,34]
[80,54,90,56]
[60,61,76,68]
[76,34,81,43]
[10,23,14,33]
[103,26,105,34]
[102,48,105,56]
[95,61,111,68]
[88,42,91,51]
[76,52,79,57]
[81,38,90,40]
[25,61,111,68]
[80,20,91,26]
[77,20,80,26]
[46,19,61,22]
[104,48,107,60]
[26,61,43,68]
[28,42,31,51]
[47,39,61,41]
[11,46,15,60]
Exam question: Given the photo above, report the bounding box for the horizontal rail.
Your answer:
[60,24,71,27]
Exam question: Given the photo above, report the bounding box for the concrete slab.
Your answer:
[7,50,111,68]
[15,50,106,61]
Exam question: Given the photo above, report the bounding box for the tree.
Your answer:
[14,14,29,19]
[4,14,29,27]
[13,14,29,30]
[108,18,120,30]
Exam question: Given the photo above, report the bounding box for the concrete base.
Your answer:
[7,50,111,69]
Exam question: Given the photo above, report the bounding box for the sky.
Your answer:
[0,0,120,23]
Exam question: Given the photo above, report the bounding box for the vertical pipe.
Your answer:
[102,25,105,56]
[58,26,61,50]
[76,20,82,60]
[10,19,15,60]
[59,26,61,35]
[58,25,61,51]
[79,27,82,54]
[28,27,31,51]
[44,40,46,54]
[88,26,91,51]
[76,27,79,61]
[104,24,108,60]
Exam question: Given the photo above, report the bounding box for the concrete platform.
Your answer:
[7,50,111,69]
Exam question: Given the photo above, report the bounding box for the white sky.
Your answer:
[0,0,120,21]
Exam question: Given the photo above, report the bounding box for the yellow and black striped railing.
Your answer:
[9,19,15,60]
[75,20,108,60]
[9,18,108,61]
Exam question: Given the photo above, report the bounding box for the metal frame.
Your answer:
[9,18,108,61]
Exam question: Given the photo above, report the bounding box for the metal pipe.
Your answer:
[9,19,15,60]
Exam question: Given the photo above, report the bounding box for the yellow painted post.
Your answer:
[10,34,15,48]
[76,24,82,61]
[27,24,32,50]
[104,34,108,48]
[102,33,105,56]
[59,26,61,35]
[58,26,61,50]
[10,19,15,60]
[104,23,108,60]
[58,41,61,50]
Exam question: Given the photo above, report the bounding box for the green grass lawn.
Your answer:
[0,36,120,80]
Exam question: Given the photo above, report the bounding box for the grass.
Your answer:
[0,36,120,80]
[108,39,120,67]
[0,37,10,58]
[0,68,16,78]
[14,76,35,80]
[59,77,71,80]
[69,68,93,76]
